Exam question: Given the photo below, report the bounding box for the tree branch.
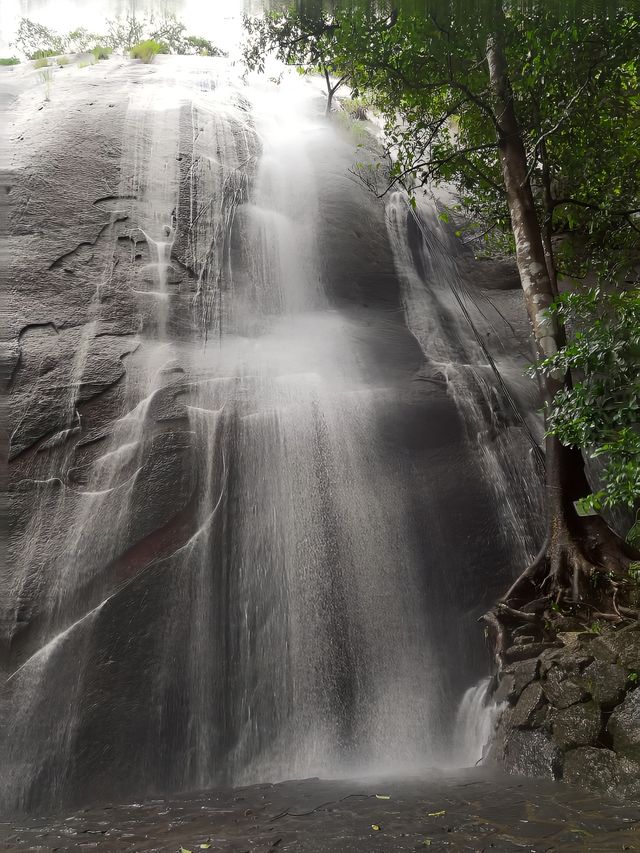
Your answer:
[370,142,498,199]
[521,57,605,187]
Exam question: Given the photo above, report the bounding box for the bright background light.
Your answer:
[0,0,259,56]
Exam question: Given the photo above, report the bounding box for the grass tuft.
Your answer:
[130,39,167,63]
[30,48,58,60]
[0,57,20,66]
[91,45,112,60]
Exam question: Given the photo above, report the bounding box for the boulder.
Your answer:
[581,660,627,708]
[563,747,620,795]
[597,627,640,670]
[511,682,546,728]
[539,645,592,677]
[608,690,640,763]
[617,756,640,801]
[503,729,563,779]
[552,701,601,749]
[542,666,587,709]
[493,672,516,705]
[503,658,539,700]
[504,642,557,663]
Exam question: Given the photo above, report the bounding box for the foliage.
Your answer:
[34,57,50,69]
[130,40,167,63]
[106,12,224,57]
[538,287,640,511]
[105,13,145,52]
[57,56,70,67]
[31,48,59,61]
[339,94,370,120]
[242,4,640,519]
[14,19,66,59]
[147,14,186,53]
[243,11,349,110]
[67,28,100,52]
[13,13,223,64]
[180,36,226,57]
[91,46,112,61]
[0,57,20,65]
[39,68,53,100]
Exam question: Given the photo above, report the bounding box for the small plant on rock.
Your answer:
[180,35,226,57]
[130,39,167,63]
[91,45,112,61]
[39,67,53,100]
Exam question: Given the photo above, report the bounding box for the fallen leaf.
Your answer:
[427,810,446,817]
[200,845,211,850]
[371,824,381,831]
[375,794,390,800]
[180,848,193,853]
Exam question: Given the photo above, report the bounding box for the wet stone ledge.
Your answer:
[488,621,640,801]
[1,770,639,852]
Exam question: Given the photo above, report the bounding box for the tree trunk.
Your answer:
[484,30,635,611]
[486,34,558,367]
[538,139,559,297]
[323,66,334,114]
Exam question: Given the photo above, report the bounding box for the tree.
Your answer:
[242,9,350,113]
[539,287,640,515]
[243,2,640,638]
[13,18,68,59]
[67,28,101,53]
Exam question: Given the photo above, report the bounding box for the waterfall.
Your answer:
[385,193,545,571]
[3,56,543,813]
[452,677,503,768]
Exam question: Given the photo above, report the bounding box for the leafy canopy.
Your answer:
[538,287,640,512]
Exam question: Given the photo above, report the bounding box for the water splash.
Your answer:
[452,677,504,768]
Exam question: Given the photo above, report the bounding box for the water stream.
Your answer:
[3,57,543,812]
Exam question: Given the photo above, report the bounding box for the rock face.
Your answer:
[503,729,563,778]
[551,701,601,749]
[3,57,545,814]
[608,690,640,763]
[489,623,640,802]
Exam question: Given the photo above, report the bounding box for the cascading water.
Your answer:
[3,55,543,813]
[452,677,504,768]
[385,193,545,569]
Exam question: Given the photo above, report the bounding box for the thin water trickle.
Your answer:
[385,192,545,569]
[451,677,504,768]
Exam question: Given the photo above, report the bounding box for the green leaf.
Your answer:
[574,498,598,517]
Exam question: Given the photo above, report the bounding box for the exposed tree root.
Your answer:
[485,511,639,668]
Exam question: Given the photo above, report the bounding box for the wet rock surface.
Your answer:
[2,56,550,814]
[1,771,639,853]
[608,689,640,763]
[491,622,640,802]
